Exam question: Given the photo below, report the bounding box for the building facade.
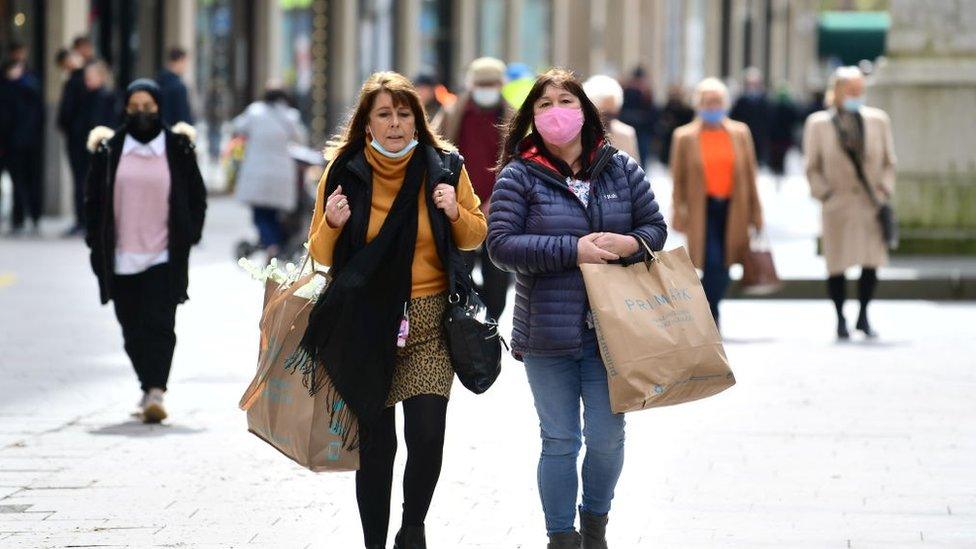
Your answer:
[4,0,821,216]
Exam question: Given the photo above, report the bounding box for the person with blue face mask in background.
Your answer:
[803,66,897,340]
[670,77,765,328]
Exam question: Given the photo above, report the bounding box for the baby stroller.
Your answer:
[234,144,325,264]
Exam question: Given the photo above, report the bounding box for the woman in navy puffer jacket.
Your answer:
[488,69,667,549]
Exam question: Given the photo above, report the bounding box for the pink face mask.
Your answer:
[534,106,584,146]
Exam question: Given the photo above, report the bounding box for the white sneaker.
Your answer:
[131,392,149,418]
[142,388,168,424]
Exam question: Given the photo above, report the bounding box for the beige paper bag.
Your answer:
[580,245,734,413]
[239,272,359,472]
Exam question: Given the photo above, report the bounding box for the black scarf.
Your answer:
[287,144,428,448]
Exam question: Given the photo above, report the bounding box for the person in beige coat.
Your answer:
[671,77,764,325]
[582,74,640,161]
[804,66,896,340]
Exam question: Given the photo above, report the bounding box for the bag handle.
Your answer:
[634,235,659,267]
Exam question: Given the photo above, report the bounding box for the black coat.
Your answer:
[4,73,44,151]
[157,69,195,126]
[56,68,85,136]
[84,128,207,305]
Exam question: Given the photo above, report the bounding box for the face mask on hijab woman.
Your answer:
[124,79,164,144]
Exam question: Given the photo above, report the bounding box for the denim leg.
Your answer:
[252,207,282,249]
[702,198,730,322]
[523,353,583,535]
[578,336,625,517]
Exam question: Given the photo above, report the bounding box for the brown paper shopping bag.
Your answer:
[580,245,734,413]
[239,272,359,472]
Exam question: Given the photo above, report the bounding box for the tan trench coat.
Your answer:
[803,107,896,275]
[670,118,764,268]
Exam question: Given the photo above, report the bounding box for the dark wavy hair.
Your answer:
[496,68,606,178]
[327,71,453,160]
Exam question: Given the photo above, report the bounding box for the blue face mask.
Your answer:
[370,137,419,159]
[699,108,727,126]
[841,96,865,113]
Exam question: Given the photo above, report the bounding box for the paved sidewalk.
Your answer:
[643,159,976,300]
[1,198,975,548]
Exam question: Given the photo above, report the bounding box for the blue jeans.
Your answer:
[252,206,283,249]
[702,197,730,323]
[523,332,626,535]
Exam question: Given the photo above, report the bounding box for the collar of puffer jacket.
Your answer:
[517,135,612,181]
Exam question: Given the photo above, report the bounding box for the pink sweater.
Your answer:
[114,149,171,274]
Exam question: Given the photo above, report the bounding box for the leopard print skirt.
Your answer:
[386,292,454,407]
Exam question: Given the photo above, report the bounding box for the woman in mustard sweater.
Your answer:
[298,72,486,549]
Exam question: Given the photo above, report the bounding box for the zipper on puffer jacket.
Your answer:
[523,145,616,234]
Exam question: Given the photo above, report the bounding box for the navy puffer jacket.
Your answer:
[488,144,668,359]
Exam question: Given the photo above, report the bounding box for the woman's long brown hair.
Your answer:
[327,71,453,160]
[495,68,607,177]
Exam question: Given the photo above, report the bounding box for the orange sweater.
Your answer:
[308,146,487,297]
[699,128,736,199]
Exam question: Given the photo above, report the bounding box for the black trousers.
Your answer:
[464,245,513,321]
[67,139,89,227]
[10,148,43,228]
[111,263,178,392]
[356,394,448,547]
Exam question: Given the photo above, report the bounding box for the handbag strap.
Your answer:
[440,151,468,301]
[830,112,881,209]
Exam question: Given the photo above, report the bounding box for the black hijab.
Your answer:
[124,78,164,143]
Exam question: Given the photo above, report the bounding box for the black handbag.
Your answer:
[439,154,504,394]
[443,269,504,394]
[831,113,899,250]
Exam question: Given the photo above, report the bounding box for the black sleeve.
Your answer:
[84,148,107,248]
[184,143,208,245]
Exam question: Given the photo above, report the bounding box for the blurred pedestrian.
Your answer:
[618,66,658,167]
[768,83,798,179]
[83,79,207,424]
[302,71,486,549]
[434,56,513,320]
[583,74,639,160]
[803,66,896,340]
[488,68,667,549]
[72,35,95,65]
[0,61,12,231]
[232,85,307,259]
[657,84,695,166]
[54,47,77,75]
[2,59,44,236]
[730,67,771,167]
[59,57,119,237]
[156,47,195,127]
[413,73,442,120]
[670,77,764,326]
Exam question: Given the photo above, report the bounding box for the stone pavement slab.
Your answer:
[1,198,975,548]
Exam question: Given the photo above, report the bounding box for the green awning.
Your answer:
[280,0,313,9]
[818,11,890,65]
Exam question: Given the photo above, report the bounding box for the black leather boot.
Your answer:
[393,526,426,549]
[579,508,609,549]
[856,310,877,338]
[366,545,384,549]
[837,318,850,340]
[547,530,582,548]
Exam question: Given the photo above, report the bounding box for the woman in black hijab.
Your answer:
[84,79,207,423]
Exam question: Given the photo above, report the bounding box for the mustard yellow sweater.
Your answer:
[308,146,488,298]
